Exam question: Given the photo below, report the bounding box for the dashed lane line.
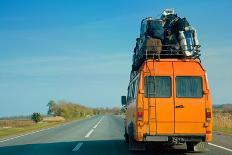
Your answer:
[84,116,104,138]
[84,129,94,138]
[93,117,103,129]
[73,116,104,152]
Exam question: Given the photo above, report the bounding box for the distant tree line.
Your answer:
[213,103,232,113]
[47,100,122,119]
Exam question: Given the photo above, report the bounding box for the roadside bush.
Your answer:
[31,113,43,123]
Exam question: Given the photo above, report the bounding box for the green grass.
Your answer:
[213,127,232,134]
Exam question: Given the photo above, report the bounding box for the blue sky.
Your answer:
[0,0,231,116]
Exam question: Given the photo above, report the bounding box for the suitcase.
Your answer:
[144,37,162,54]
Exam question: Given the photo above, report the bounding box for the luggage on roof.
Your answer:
[179,26,200,56]
[144,37,162,54]
[131,9,201,71]
[140,18,164,40]
[132,37,162,71]
[173,17,190,33]
[161,9,175,19]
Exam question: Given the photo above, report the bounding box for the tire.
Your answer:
[128,136,146,151]
[186,142,207,152]
[128,136,134,151]
[124,128,129,143]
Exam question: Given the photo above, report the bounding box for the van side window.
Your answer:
[176,76,203,98]
[133,78,139,99]
[127,76,139,103]
[127,86,130,102]
[144,76,172,98]
[127,85,133,103]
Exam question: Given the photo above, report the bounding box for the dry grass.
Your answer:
[0,122,62,139]
[0,120,34,128]
[43,116,65,122]
[0,118,67,139]
[0,115,87,139]
[0,116,65,129]
[213,112,232,133]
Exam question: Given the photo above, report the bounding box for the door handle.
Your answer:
[175,105,184,108]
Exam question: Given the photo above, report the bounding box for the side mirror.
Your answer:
[121,96,127,106]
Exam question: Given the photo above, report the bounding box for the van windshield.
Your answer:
[176,76,203,98]
[144,76,171,98]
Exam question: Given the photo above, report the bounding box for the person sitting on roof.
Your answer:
[163,29,180,55]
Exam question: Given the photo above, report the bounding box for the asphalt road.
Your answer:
[0,115,231,155]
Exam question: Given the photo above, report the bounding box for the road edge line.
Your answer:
[0,125,58,143]
[0,116,96,143]
[208,143,232,152]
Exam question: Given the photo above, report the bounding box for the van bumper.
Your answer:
[144,134,206,143]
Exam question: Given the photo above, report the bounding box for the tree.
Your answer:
[31,112,43,123]
[47,100,56,115]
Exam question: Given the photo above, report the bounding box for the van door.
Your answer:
[173,62,206,134]
[144,76,174,135]
[144,62,174,135]
[174,76,206,134]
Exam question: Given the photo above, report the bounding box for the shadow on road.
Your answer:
[0,140,193,155]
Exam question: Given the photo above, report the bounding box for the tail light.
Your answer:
[206,108,211,121]
[137,111,143,121]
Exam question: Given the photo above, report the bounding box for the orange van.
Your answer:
[121,58,213,152]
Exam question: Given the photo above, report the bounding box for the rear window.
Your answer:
[176,76,203,98]
[144,76,171,98]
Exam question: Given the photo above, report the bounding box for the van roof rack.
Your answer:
[141,45,201,60]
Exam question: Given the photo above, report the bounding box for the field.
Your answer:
[0,117,66,139]
[213,111,232,134]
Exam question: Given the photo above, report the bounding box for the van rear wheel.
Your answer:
[128,136,146,151]
[124,128,129,143]
[186,142,207,152]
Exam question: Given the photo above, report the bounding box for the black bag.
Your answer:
[147,20,164,40]
[163,14,179,29]
[175,17,190,31]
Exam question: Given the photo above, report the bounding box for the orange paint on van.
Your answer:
[125,59,212,142]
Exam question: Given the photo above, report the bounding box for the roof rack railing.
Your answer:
[134,45,201,60]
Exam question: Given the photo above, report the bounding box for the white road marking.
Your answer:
[72,142,83,151]
[0,116,93,143]
[84,129,94,138]
[93,124,98,129]
[0,125,58,143]
[93,116,104,129]
[209,143,232,152]
[84,116,104,138]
